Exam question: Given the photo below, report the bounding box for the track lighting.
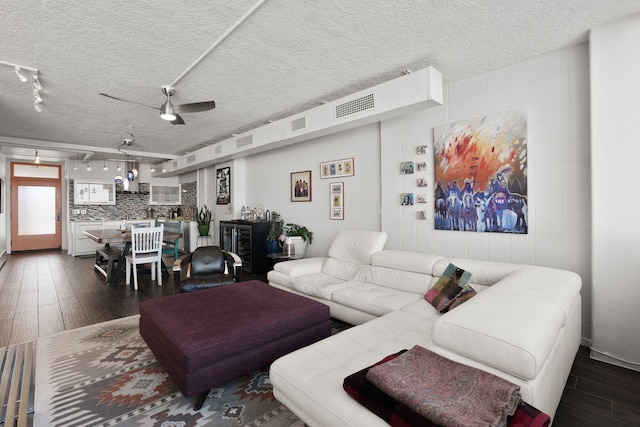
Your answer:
[102,154,108,171]
[150,166,156,173]
[14,65,27,82]
[34,150,40,164]
[86,164,92,171]
[1,61,44,112]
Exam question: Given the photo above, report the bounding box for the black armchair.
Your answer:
[173,246,242,293]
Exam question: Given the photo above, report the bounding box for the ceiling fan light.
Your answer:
[160,101,176,121]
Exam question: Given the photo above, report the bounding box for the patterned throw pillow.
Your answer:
[425,263,474,313]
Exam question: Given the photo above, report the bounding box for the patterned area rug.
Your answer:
[34,315,317,427]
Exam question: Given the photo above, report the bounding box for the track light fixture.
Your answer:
[34,150,40,164]
[14,65,27,82]
[1,60,44,112]
[102,154,108,171]
[86,164,92,171]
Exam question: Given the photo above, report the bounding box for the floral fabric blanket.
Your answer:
[365,345,523,427]
[344,349,550,427]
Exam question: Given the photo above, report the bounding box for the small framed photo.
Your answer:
[416,145,428,155]
[330,182,344,220]
[401,193,414,206]
[401,161,414,174]
[321,158,354,179]
[291,170,312,202]
[418,211,427,220]
[416,194,427,204]
[416,162,427,171]
[417,178,428,187]
[216,167,231,205]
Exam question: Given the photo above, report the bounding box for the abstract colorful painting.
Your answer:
[433,110,528,233]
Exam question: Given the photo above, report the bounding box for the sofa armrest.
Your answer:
[273,257,327,277]
[173,253,193,288]
[222,250,243,282]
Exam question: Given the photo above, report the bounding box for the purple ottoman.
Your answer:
[139,280,331,404]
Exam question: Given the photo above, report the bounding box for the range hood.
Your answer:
[155,66,443,177]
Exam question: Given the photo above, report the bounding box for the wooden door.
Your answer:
[11,163,62,251]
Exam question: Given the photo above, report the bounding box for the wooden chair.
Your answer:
[126,224,164,290]
[157,220,182,259]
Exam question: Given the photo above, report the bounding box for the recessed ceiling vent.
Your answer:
[236,135,254,148]
[214,145,223,155]
[335,93,375,119]
[291,116,306,132]
[186,155,197,164]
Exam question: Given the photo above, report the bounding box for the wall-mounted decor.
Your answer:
[416,145,428,155]
[400,161,414,174]
[416,194,427,204]
[216,167,231,205]
[416,161,427,171]
[320,158,354,179]
[433,109,528,233]
[418,211,427,220]
[291,170,312,202]
[417,178,428,187]
[401,193,414,206]
[330,182,344,220]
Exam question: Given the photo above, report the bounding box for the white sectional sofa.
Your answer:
[267,230,582,426]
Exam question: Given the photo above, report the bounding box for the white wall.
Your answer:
[237,43,593,341]
[381,43,593,341]
[0,153,6,255]
[590,13,640,371]
[243,124,381,257]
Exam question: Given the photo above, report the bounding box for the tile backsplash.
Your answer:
[69,180,197,221]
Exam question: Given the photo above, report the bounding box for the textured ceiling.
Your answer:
[1,0,639,164]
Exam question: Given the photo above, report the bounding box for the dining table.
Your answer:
[83,228,182,285]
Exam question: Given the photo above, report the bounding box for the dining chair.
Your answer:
[126,224,164,290]
[156,220,182,259]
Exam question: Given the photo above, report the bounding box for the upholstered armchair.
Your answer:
[173,246,242,293]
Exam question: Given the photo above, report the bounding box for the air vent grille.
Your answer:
[291,117,306,132]
[214,145,223,155]
[335,93,375,119]
[237,135,254,148]
[186,155,196,164]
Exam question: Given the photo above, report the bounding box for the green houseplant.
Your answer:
[284,223,313,244]
[197,205,212,236]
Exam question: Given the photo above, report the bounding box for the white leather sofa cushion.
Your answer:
[327,230,387,264]
[331,282,424,317]
[363,265,433,295]
[273,256,326,277]
[432,282,567,380]
[371,250,444,274]
[322,258,367,281]
[433,257,525,287]
[284,274,361,300]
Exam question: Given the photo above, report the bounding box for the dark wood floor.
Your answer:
[1,250,639,426]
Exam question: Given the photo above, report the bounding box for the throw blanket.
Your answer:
[343,350,550,427]
[366,345,521,427]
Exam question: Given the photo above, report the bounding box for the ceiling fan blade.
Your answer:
[170,113,186,125]
[174,101,216,113]
[99,93,159,110]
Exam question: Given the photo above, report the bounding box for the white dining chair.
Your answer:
[126,224,164,290]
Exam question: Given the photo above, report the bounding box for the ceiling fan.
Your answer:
[99,86,215,125]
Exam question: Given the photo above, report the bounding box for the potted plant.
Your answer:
[197,205,212,236]
[283,223,313,258]
[265,211,284,254]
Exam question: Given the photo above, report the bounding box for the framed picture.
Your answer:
[320,158,354,179]
[291,170,312,202]
[416,161,427,171]
[417,178,428,187]
[330,182,344,220]
[401,193,414,205]
[400,161,414,174]
[216,167,231,204]
[416,145,428,155]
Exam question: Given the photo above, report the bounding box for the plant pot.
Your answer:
[283,236,306,259]
[197,224,210,236]
[265,239,281,254]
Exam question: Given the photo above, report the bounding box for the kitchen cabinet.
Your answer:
[71,221,103,256]
[149,184,181,205]
[219,220,270,274]
[74,181,115,205]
